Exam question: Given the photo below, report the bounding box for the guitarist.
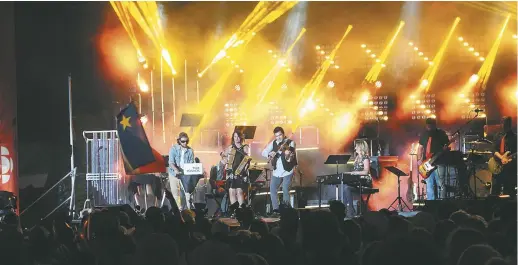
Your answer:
[168,132,196,210]
[262,126,297,215]
[417,118,450,200]
[490,116,517,197]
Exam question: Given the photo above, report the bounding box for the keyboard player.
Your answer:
[344,140,372,218]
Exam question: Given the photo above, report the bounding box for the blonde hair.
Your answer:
[355,140,370,158]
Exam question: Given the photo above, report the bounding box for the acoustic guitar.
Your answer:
[488,151,516,175]
[418,137,456,179]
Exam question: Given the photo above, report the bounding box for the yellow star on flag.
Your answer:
[120,115,132,130]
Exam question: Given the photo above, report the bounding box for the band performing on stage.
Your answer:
[125,115,516,218]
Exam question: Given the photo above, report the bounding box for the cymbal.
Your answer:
[468,150,492,154]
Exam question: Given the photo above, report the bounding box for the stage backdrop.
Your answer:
[0,2,18,196]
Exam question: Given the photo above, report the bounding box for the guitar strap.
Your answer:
[500,136,505,154]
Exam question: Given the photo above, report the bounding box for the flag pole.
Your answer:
[68,74,76,215]
[161,57,165,143]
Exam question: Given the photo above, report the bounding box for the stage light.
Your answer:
[425,109,431,114]
[234,85,241,91]
[428,61,434,65]
[458,37,464,41]
[281,84,288,90]
[463,42,469,46]
[334,65,340,69]
[474,52,480,56]
[366,49,371,54]
[468,47,474,52]
[361,44,366,48]
[408,42,414,46]
[430,114,436,119]
[273,54,278,58]
[230,60,235,64]
[418,52,423,56]
[375,81,382,88]
[420,79,429,88]
[381,64,386,68]
[459,93,465,98]
[330,60,335,64]
[305,99,316,111]
[138,56,146,63]
[239,69,244,73]
[370,54,376,58]
[375,59,381,63]
[513,34,517,39]
[139,82,149,92]
[469,74,479,83]
[140,115,148,125]
[377,111,383,115]
[316,45,321,50]
[424,57,429,61]
[383,116,388,121]
[287,68,292,72]
[413,47,418,51]
[143,63,149,69]
[479,57,485,61]
[327,81,335,88]
[268,50,273,53]
[320,50,325,55]
[325,56,330,60]
[235,64,240,68]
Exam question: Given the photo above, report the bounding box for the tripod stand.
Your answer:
[386,166,411,212]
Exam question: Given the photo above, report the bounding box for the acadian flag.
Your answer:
[116,102,166,174]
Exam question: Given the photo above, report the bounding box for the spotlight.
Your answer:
[479,57,485,61]
[334,65,340,69]
[463,42,469,46]
[139,81,149,92]
[316,45,321,50]
[424,57,429,61]
[320,50,325,55]
[268,50,273,53]
[251,32,256,36]
[327,81,335,88]
[381,64,386,68]
[474,52,480,56]
[418,52,423,56]
[428,61,434,65]
[234,85,241,91]
[330,60,335,64]
[513,34,517,39]
[143,63,149,69]
[420,79,429,88]
[430,114,436,119]
[383,116,388,121]
[458,37,464,41]
[281,84,288,90]
[361,44,366,48]
[469,74,479,83]
[370,54,376,58]
[239,69,244,73]
[468,47,474,52]
[414,47,418,51]
[375,81,382,88]
[140,115,148,125]
[408,42,414,46]
[287,68,292,72]
[375,59,381,63]
[366,49,371,54]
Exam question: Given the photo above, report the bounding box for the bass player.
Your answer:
[261,126,297,215]
[417,118,450,200]
[490,116,517,197]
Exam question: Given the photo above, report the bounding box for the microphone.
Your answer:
[474,108,484,113]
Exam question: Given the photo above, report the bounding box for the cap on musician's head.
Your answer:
[425,118,437,125]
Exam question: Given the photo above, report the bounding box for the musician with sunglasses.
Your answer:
[168,132,195,210]
[222,131,251,208]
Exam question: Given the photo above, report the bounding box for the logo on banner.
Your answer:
[1,146,14,184]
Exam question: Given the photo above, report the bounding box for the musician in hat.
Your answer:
[168,132,195,210]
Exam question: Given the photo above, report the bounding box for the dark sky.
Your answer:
[16,2,111,144]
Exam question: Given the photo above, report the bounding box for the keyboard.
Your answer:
[316,173,371,186]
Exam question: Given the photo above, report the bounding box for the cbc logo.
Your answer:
[1,146,13,184]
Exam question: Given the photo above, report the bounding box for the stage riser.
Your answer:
[419,198,515,221]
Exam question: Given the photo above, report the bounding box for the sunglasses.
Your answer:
[180,140,188,143]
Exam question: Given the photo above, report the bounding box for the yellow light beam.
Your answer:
[365,21,405,83]
[422,17,461,92]
[477,14,510,90]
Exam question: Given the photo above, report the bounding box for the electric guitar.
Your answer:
[488,151,516,175]
[418,137,455,179]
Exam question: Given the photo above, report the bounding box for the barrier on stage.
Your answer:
[83,130,125,206]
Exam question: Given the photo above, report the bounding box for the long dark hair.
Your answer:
[231,131,245,146]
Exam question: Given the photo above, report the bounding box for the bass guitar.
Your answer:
[418,138,455,179]
[488,151,516,175]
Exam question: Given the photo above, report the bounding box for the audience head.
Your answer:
[450,210,471,225]
[446,227,486,265]
[457,244,501,265]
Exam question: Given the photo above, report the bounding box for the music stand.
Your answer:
[234,126,257,140]
[385,166,411,212]
[323,155,351,207]
[180,114,204,136]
